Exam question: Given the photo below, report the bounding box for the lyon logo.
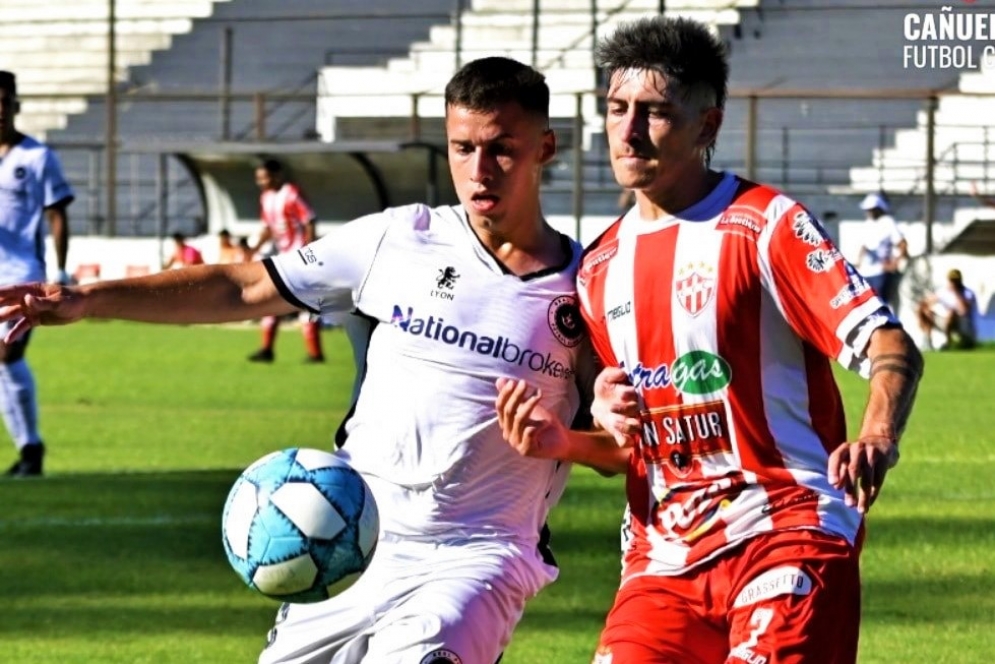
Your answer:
[675,263,716,316]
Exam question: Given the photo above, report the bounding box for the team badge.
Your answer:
[547,295,584,348]
[436,266,460,289]
[675,262,716,317]
[419,649,463,664]
[14,166,26,180]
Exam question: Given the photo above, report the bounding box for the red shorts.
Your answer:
[593,529,860,664]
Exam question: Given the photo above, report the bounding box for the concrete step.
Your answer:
[0,33,173,53]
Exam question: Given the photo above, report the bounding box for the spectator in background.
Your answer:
[162,232,204,270]
[217,229,241,264]
[916,268,978,350]
[248,159,324,364]
[0,70,74,477]
[857,192,908,311]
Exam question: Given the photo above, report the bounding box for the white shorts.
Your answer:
[257,535,557,664]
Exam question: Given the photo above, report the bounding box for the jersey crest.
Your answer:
[674,262,716,317]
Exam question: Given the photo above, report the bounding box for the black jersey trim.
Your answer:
[334,310,378,449]
[262,257,319,314]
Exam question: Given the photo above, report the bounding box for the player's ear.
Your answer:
[539,128,556,165]
[696,107,723,151]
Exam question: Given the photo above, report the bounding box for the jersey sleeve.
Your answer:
[41,148,74,208]
[265,206,400,314]
[759,202,896,377]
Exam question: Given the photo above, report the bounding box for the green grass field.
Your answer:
[0,321,992,663]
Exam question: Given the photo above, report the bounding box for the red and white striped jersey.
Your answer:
[578,173,896,582]
[260,182,315,253]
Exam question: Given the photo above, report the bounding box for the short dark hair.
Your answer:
[596,16,729,111]
[0,71,16,96]
[171,232,186,242]
[444,57,550,122]
[259,158,284,175]
[596,17,728,165]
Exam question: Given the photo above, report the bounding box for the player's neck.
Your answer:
[0,129,23,154]
[468,211,564,275]
[637,169,723,220]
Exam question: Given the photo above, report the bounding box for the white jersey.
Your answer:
[0,135,74,286]
[267,203,591,551]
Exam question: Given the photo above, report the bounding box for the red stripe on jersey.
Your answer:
[579,223,623,367]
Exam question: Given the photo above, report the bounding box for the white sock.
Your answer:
[0,359,41,450]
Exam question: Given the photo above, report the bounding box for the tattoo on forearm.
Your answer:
[869,363,919,380]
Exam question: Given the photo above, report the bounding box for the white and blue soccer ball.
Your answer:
[222,448,379,603]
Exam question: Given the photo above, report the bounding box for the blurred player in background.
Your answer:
[248,158,323,363]
[0,70,74,478]
[162,232,204,269]
[0,56,619,664]
[857,192,907,312]
[495,17,923,664]
[216,229,241,264]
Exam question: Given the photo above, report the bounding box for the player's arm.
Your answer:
[0,261,297,343]
[495,377,631,475]
[829,325,922,513]
[44,200,71,284]
[304,218,317,244]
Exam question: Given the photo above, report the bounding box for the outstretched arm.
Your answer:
[828,325,923,513]
[0,261,296,343]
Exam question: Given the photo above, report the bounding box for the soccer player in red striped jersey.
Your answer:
[247,159,324,363]
[496,16,923,664]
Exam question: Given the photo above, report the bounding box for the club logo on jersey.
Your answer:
[391,305,576,380]
[436,266,460,289]
[675,262,716,316]
[805,248,841,273]
[430,266,461,301]
[625,351,732,396]
[547,295,584,348]
[419,650,463,664]
[791,210,827,247]
[14,166,26,180]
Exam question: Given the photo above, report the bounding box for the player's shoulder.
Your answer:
[717,176,821,241]
[8,134,50,162]
[376,203,462,234]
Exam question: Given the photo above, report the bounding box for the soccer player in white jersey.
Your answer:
[0,57,606,664]
[495,17,923,664]
[0,70,74,477]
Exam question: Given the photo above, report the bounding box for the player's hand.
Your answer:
[827,437,899,514]
[0,282,86,344]
[591,367,641,448]
[495,377,570,460]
